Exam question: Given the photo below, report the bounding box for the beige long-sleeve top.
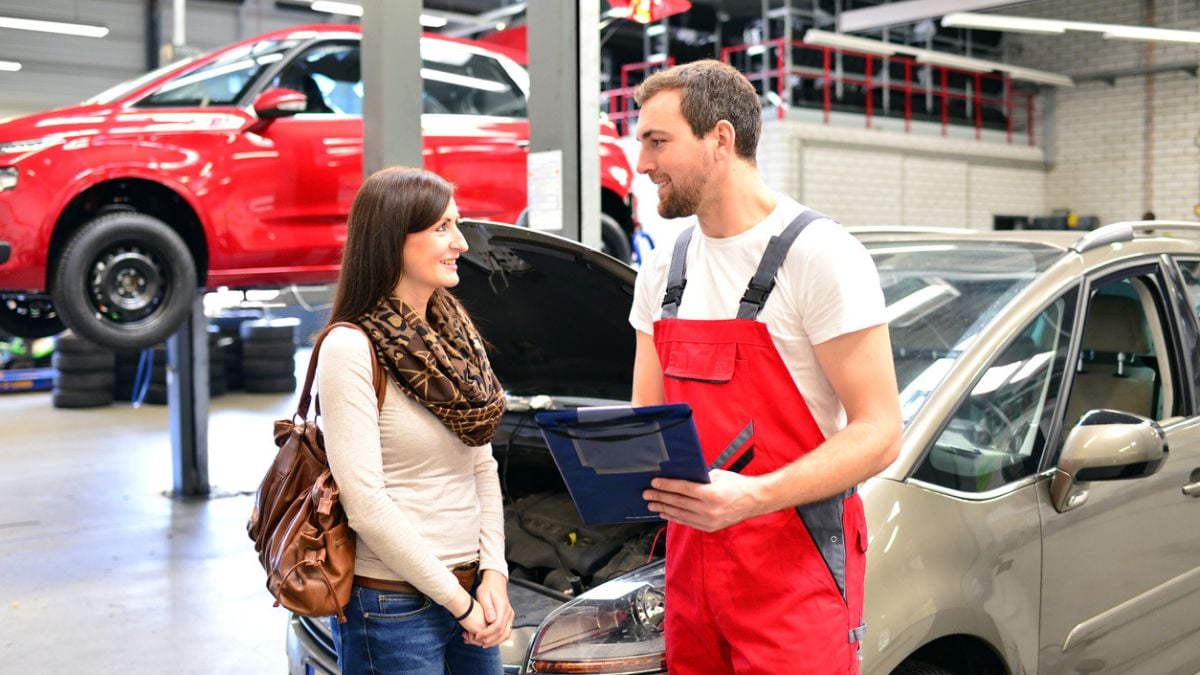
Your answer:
[315,325,507,609]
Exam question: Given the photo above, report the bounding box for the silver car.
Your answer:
[287,220,1200,674]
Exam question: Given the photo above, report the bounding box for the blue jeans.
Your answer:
[332,585,502,675]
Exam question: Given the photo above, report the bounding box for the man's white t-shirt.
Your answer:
[629,196,886,439]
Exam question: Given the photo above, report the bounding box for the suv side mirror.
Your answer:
[1050,409,1168,513]
[248,88,308,130]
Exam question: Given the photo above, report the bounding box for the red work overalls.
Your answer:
[653,211,867,674]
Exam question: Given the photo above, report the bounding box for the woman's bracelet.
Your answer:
[452,595,475,622]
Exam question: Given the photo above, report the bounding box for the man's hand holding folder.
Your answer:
[534,403,709,525]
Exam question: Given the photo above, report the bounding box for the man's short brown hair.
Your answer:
[634,59,762,163]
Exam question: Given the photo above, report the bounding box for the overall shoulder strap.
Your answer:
[736,209,829,320]
[660,226,696,319]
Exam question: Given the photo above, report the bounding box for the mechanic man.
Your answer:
[630,60,902,673]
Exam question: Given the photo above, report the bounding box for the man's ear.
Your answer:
[712,119,737,158]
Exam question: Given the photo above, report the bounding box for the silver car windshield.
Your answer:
[868,240,1064,424]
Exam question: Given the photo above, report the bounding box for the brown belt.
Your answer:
[354,561,479,594]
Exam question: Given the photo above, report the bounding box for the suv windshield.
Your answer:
[867,240,1064,423]
[137,39,299,108]
[84,58,196,105]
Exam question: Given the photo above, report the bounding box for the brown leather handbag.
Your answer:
[247,322,385,623]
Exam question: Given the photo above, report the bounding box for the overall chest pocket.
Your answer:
[662,342,737,384]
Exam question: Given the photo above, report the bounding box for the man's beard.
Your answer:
[656,161,709,219]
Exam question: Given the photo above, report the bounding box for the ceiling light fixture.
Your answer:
[309,1,362,17]
[997,64,1074,87]
[803,28,1074,87]
[419,14,449,28]
[940,13,1064,35]
[308,1,448,28]
[1103,25,1200,45]
[943,12,1200,45]
[803,29,900,56]
[0,59,21,72]
[916,52,993,73]
[0,15,108,38]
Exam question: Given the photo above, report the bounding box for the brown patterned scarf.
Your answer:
[356,292,506,446]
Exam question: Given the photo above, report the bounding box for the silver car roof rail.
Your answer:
[846,225,979,236]
[1073,220,1200,253]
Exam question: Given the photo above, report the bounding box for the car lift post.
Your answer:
[167,292,209,497]
[361,0,423,173]
[526,1,601,250]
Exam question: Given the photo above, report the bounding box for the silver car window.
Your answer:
[868,241,1063,424]
[914,290,1078,492]
[1063,276,1175,429]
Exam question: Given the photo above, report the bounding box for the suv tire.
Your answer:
[600,212,633,263]
[52,212,196,351]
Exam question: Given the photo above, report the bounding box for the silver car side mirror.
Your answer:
[1049,409,1168,513]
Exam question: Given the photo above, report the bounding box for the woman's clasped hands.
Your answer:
[459,569,515,649]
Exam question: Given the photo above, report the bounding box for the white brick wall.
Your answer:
[802,146,905,225]
[904,157,970,226]
[1006,0,1200,222]
[761,119,1046,229]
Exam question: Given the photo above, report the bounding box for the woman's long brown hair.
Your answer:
[327,166,453,325]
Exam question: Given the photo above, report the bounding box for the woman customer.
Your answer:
[316,166,512,674]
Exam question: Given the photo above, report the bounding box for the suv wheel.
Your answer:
[52,212,197,351]
[0,295,65,338]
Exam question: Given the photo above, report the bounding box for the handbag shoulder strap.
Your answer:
[300,321,385,419]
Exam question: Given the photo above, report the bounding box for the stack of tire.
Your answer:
[209,310,261,392]
[52,332,115,409]
[240,318,299,393]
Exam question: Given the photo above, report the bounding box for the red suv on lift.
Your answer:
[0,24,636,350]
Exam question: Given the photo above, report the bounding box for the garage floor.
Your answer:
[1,371,303,673]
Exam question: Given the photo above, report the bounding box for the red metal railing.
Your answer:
[601,57,676,137]
[603,39,1038,146]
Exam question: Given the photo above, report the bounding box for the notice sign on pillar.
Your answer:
[527,149,564,231]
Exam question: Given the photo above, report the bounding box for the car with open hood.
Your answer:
[0,25,636,350]
[288,219,1200,674]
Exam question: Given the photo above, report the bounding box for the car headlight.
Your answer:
[0,167,16,191]
[0,137,60,155]
[527,561,666,674]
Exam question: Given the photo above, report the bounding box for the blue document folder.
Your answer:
[534,403,710,525]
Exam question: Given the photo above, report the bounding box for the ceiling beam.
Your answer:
[838,0,1026,33]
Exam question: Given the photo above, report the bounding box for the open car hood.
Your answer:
[455,221,636,400]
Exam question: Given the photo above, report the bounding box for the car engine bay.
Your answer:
[494,405,666,599]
